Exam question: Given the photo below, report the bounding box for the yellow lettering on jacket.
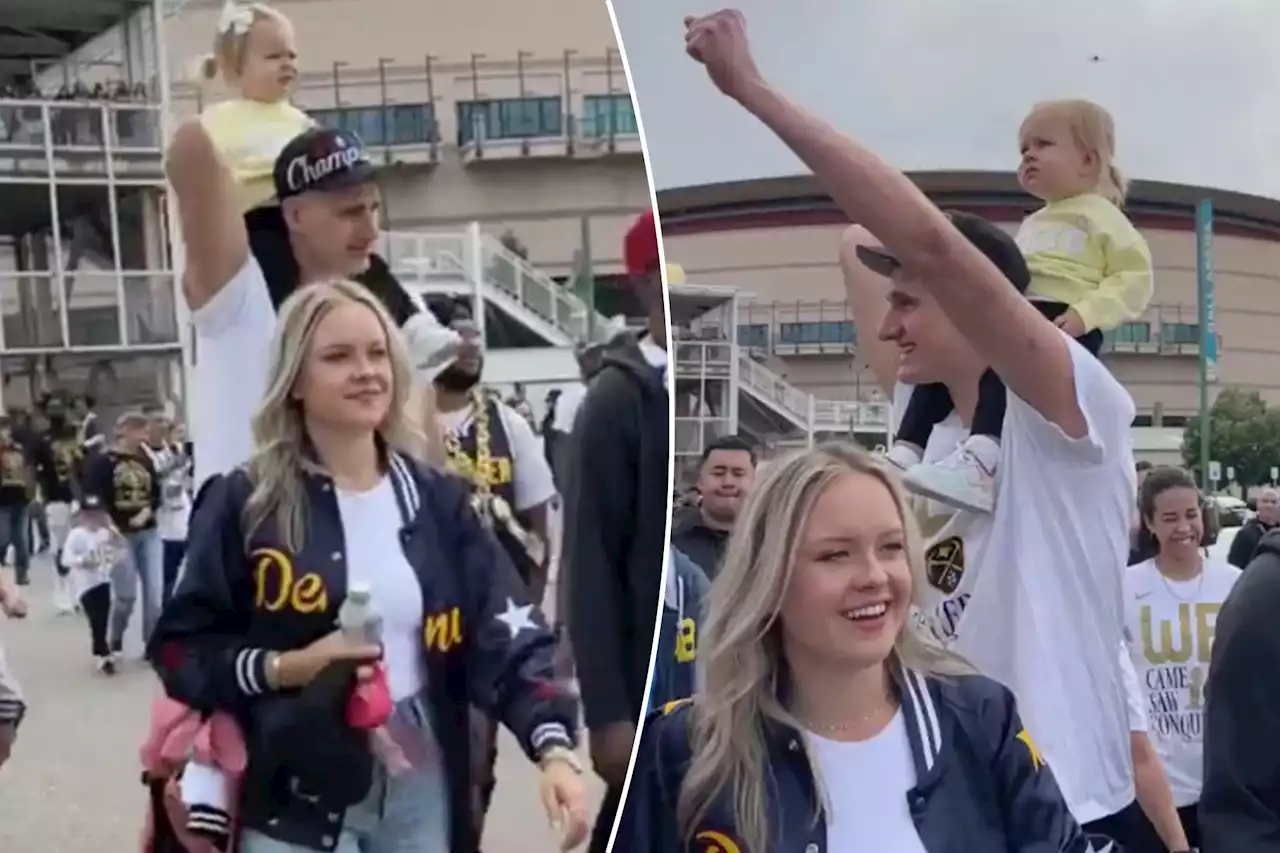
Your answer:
[251,547,329,615]
[424,607,463,652]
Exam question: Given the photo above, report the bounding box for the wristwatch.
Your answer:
[538,745,584,775]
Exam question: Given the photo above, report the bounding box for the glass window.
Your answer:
[737,323,769,347]
[581,94,638,138]
[309,103,437,147]
[1103,321,1151,346]
[1162,322,1200,345]
[457,97,564,144]
[777,321,855,344]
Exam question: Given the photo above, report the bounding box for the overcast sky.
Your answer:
[610,0,1280,199]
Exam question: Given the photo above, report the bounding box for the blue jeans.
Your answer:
[238,695,449,853]
[108,527,163,648]
[0,503,29,583]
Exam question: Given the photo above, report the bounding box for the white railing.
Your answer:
[379,225,619,345]
[738,354,810,427]
[736,351,890,435]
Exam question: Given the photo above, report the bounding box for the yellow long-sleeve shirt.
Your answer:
[200,98,315,213]
[1014,193,1154,333]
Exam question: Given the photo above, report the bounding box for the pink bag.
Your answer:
[139,693,247,853]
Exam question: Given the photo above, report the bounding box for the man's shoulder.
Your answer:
[191,254,273,336]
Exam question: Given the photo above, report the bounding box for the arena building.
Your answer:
[0,0,648,418]
[662,171,1280,473]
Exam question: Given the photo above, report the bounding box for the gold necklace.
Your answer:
[797,698,898,735]
[1156,556,1206,603]
[443,388,492,501]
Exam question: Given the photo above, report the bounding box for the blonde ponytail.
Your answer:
[1104,163,1129,206]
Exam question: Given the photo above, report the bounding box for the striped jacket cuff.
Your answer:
[0,696,25,727]
[186,803,232,840]
[530,721,573,756]
[233,647,271,696]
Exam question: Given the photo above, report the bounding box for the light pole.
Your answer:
[1195,199,1216,491]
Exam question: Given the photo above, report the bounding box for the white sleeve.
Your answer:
[189,256,276,489]
[1005,333,1135,466]
[501,405,557,511]
[1120,642,1148,732]
[60,528,89,569]
[551,384,586,434]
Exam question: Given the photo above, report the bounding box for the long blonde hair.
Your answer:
[676,442,969,852]
[1023,98,1127,205]
[199,2,290,83]
[243,279,434,549]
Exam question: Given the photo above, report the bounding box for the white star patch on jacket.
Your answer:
[495,598,537,640]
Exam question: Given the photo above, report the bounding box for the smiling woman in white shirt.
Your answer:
[1125,465,1242,851]
[620,443,1100,853]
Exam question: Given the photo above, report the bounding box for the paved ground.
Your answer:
[0,555,603,851]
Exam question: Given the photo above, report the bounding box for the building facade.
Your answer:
[0,0,648,415]
[660,172,1280,465]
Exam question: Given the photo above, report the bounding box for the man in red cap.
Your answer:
[564,208,669,853]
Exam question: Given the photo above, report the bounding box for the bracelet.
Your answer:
[538,745,584,775]
[265,651,283,690]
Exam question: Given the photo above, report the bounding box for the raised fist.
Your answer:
[684,9,762,101]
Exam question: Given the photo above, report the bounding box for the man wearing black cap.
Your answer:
[564,209,669,853]
[165,121,459,488]
[687,10,1142,847]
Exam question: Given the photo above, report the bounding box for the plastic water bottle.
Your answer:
[338,582,382,644]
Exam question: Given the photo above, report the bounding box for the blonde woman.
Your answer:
[619,444,1102,853]
[149,280,588,853]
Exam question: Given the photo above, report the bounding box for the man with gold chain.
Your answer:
[426,295,558,844]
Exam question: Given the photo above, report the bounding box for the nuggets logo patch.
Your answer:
[925,535,965,594]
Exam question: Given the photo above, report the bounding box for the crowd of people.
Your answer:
[620,9,1272,853]
[0,79,155,145]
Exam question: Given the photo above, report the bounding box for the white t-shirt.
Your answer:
[337,476,426,702]
[551,382,588,434]
[894,338,1137,822]
[144,443,192,541]
[1120,642,1148,733]
[190,256,276,490]
[61,524,119,598]
[1124,557,1241,807]
[807,712,928,853]
[437,401,556,512]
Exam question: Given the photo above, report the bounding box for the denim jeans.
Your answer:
[108,527,164,648]
[238,695,449,853]
[0,504,29,583]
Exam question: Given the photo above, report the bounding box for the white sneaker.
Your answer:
[883,444,923,472]
[403,312,463,383]
[903,444,996,514]
[52,576,74,615]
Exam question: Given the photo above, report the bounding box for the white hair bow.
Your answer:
[217,0,254,35]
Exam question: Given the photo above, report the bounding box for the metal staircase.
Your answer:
[737,353,891,435]
[379,225,621,347]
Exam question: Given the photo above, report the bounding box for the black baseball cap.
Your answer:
[273,127,378,202]
[855,210,1031,294]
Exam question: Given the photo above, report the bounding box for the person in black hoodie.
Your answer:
[1226,487,1280,569]
[1202,526,1280,852]
[564,209,669,853]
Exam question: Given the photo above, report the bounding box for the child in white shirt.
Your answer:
[62,495,128,674]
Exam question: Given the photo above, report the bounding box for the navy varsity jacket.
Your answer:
[149,451,576,853]
[617,663,1115,853]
